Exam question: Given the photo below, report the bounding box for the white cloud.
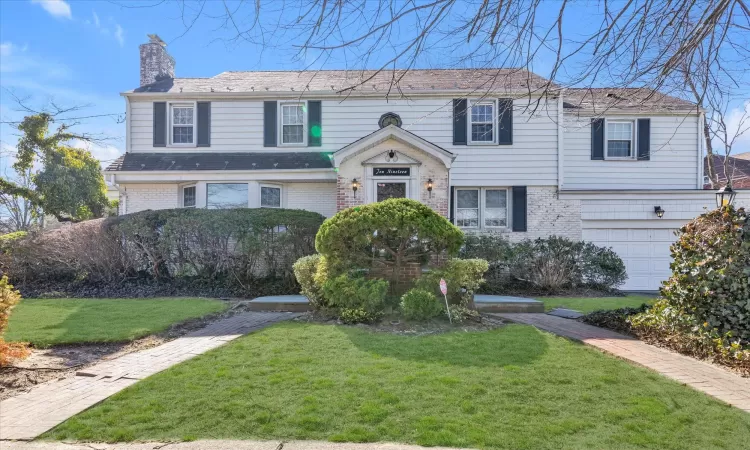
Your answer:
[0,42,71,80]
[713,101,750,154]
[71,140,124,168]
[92,11,100,28]
[114,24,125,47]
[31,0,72,20]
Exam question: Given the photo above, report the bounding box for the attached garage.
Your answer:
[582,227,676,291]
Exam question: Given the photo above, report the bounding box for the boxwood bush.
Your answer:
[400,288,443,321]
[321,274,389,323]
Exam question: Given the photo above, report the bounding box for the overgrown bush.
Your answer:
[415,258,489,306]
[322,274,389,323]
[460,235,627,293]
[293,254,325,308]
[580,303,651,335]
[660,206,749,342]
[400,288,443,321]
[0,276,29,366]
[3,208,325,296]
[316,198,464,284]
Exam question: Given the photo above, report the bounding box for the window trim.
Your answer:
[260,184,283,209]
[604,119,637,160]
[467,99,497,145]
[181,184,197,208]
[168,101,197,147]
[278,101,307,147]
[454,187,510,230]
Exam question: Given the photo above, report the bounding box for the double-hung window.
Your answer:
[260,185,282,208]
[455,188,509,229]
[170,103,195,145]
[469,100,495,144]
[182,185,196,208]
[606,120,635,159]
[280,103,305,145]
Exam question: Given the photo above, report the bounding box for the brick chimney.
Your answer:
[139,34,175,86]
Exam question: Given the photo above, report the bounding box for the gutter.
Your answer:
[103,168,336,175]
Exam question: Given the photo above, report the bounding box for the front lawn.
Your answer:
[47,323,749,449]
[4,298,227,347]
[541,295,654,313]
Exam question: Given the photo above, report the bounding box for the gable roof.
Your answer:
[105,152,334,172]
[704,154,750,188]
[333,124,455,168]
[129,68,554,95]
[564,88,697,113]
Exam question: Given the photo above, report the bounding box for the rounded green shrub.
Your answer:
[321,274,389,323]
[293,254,325,308]
[415,258,489,305]
[660,206,750,342]
[400,288,443,321]
[315,198,464,281]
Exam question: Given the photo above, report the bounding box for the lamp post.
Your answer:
[715,184,736,208]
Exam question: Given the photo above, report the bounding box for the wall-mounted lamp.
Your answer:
[716,184,736,208]
[654,206,665,219]
[352,178,360,198]
[426,178,433,198]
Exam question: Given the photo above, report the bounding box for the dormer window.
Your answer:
[280,103,306,145]
[169,103,195,145]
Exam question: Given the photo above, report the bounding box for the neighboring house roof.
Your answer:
[564,88,697,113]
[105,152,334,172]
[128,68,554,94]
[733,151,750,160]
[704,154,750,188]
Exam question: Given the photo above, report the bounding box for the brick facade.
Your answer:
[139,36,175,87]
[121,184,179,214]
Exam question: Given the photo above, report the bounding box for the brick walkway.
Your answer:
[496,313,750,413]
[0,312,298,441]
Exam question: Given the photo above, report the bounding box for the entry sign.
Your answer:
[439,278,448,295]
[373,167,410,176]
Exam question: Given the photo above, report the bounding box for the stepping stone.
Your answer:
[248,295,311,312]
[474,295,544,313]
[547,308,584,319]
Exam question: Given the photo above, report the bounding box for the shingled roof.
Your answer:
[564,88,697,113]
[129,68,554,94]
[704,154,750,189]
[106,152,334,172]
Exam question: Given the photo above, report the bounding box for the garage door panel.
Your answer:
[582,227,677,291]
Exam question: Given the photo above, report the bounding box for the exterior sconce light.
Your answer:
[427,178,433,197]
[352,178,360,198]
[654,206,665,219]
[715,184,736,208]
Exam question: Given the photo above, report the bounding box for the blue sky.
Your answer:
[1,0,748,172]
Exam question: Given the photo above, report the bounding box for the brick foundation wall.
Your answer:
[122,184,179,214]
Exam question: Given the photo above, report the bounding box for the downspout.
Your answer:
[697,111,705,189]
[557,89,565,192]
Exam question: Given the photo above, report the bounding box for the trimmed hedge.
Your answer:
[4,208,325,297]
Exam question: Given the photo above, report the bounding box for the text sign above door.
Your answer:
[373,167,410,176]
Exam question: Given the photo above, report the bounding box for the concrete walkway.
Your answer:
[0,312,298,441]
[0,440,476,450]
[496,313,750,413]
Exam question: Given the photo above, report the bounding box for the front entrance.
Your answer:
[376,181,407,201]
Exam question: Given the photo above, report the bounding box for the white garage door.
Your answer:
[582,228,677,291]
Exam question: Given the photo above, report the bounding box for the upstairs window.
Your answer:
[182,185,196,208]
[606,120,634,158]
[170,103,195,145]
[280,103,305,145]
[469,101,495,144]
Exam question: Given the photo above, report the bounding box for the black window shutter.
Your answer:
[512,186,527,232]
[591,118,605,160]
[196,102,211,147]
[637,118,650,160]
[308,100,322,147]
[498,98,513,145]
[263,101,277,147]
[449,186,455,224]
[153,102,167,147]
[453,99,467,145]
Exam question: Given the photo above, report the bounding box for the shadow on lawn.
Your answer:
[342,324,549,368]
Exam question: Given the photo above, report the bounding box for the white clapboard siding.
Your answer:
[128,97,560,186]
[563,115,700,189]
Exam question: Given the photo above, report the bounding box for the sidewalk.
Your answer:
[0,440,475,450]
[496,313,750,413]
[0,312,299,441]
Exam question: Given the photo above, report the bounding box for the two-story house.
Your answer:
[106,35,748,291]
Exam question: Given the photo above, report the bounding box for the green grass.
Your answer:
[4,298,227,347]
[46,323,749,449]
[540,295,655,313]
